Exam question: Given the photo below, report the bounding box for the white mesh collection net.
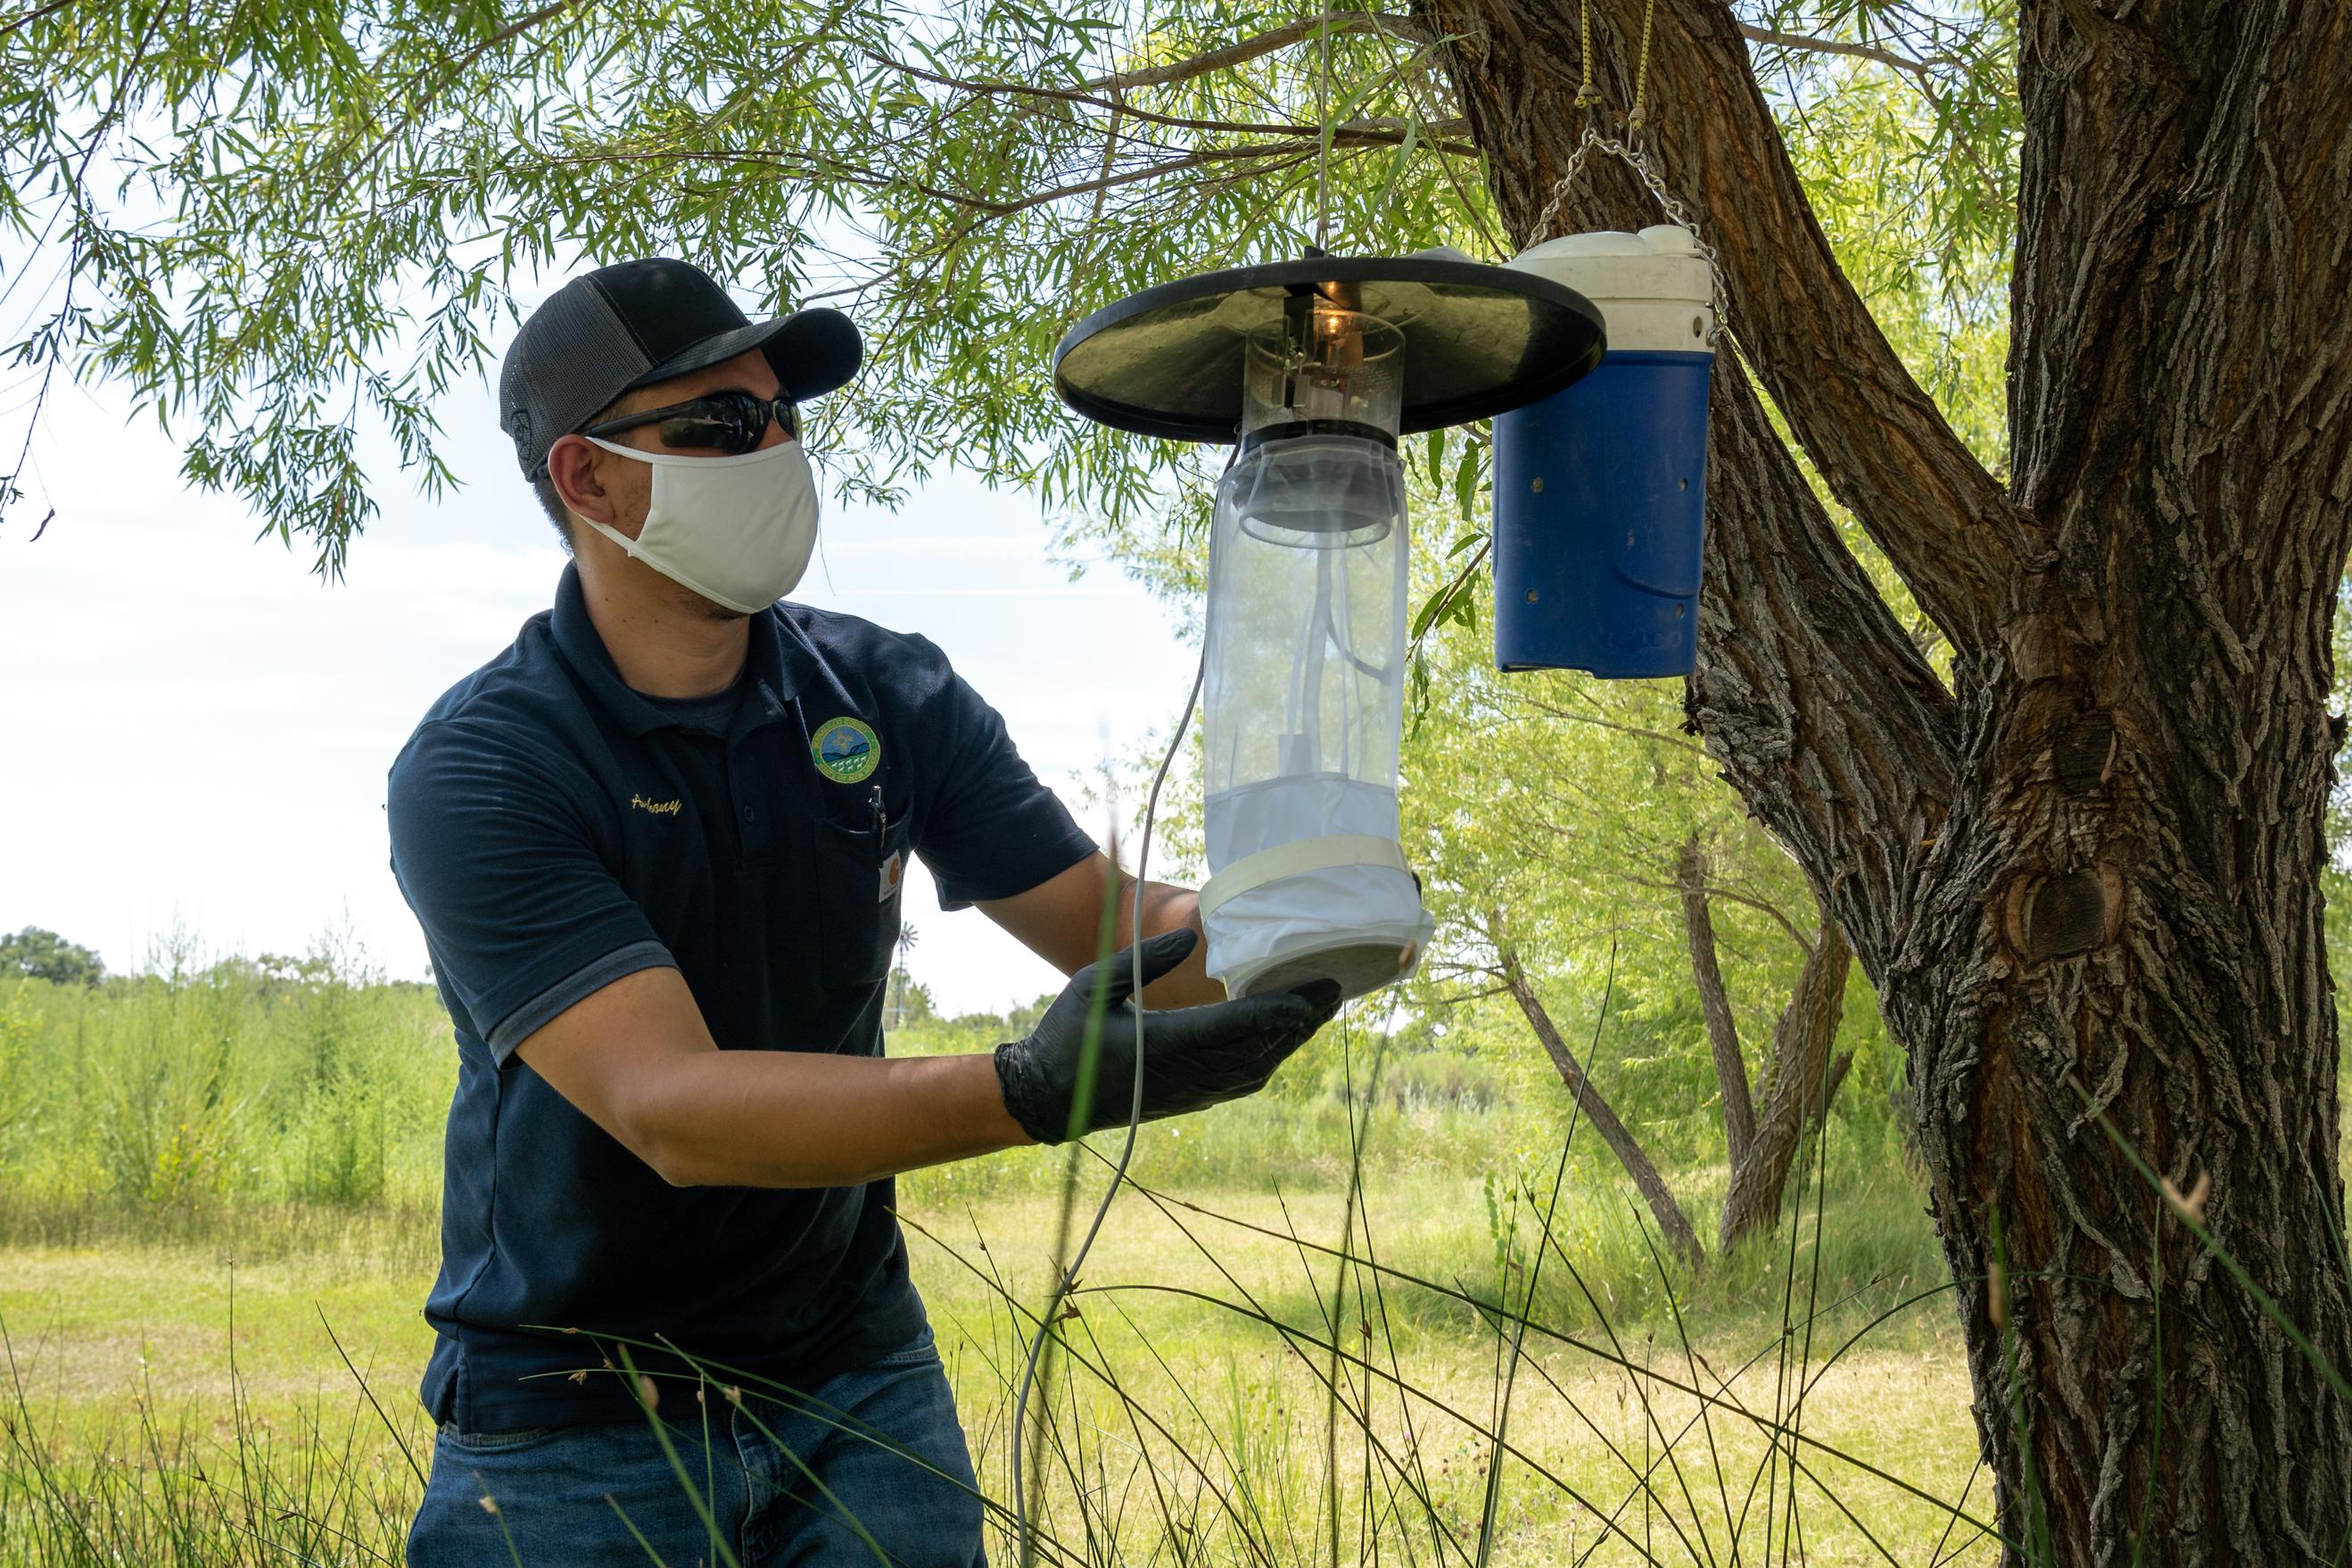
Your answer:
[1200,432,1429,998]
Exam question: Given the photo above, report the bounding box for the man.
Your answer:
[390,258,1341,1566]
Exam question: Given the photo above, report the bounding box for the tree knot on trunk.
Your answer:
[2003,864,2123,961]
[2051,711,2118,794]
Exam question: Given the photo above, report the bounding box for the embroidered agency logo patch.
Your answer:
[810,716,880,784]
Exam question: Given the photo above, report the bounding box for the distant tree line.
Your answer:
[0,928,105,987]
[0,928,445,998]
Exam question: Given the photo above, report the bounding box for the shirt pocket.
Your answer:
[813,811,912,990]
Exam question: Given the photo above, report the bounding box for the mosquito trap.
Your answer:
[1054,254,1605,1000]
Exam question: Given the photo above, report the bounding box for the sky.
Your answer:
[0,334,1201,1017]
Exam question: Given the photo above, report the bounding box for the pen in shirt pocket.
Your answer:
[870,783,906,903]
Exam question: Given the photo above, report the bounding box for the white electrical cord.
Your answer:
[1010,652,1206,1565]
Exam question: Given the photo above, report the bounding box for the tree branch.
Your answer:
[1425,0,2035,661]
[946,135,1449,220]
[1732,22,1948,84]
[1512,697,1712,759]
[1627,873,1813,955]
[1678,834,1756,1170]
[1427,980,1512,1004]
[3,0,163,532]
[300,0,595,225]
[1496,942,1705,1270]
[0,0,74,45]
[868,45,1466,144]
[1079,13,1427,94]
[1679,352,1959,975]
[479,134,1422,228]
[1719,919,1852,1250]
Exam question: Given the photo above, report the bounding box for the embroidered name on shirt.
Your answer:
[631,794,682,817]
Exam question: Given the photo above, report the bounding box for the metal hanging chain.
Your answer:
[1537,0,1733,348]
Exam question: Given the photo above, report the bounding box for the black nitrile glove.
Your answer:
[993,928,1342,1145]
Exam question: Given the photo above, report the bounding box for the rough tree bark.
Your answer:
[1717,918,1853,1251]
[1677,833,1757,1170]
[1496,943,1707,1270]
[1424,1,2352,1560]
[1676,835,1855,1250]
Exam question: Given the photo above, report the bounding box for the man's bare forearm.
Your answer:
[636,1048,1032,1189]
[614,869,1224,1188]
[1112,876,1226,1009]
[974,855,1227,1007]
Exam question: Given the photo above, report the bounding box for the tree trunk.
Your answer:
[1719,920,1853,1252]
[1427,0,2352,1559]
[1677,838,1856,1249]
[1677,832,1757,1170]
[1498,945,1706,1271]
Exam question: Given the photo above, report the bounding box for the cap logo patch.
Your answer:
[811,717,880,784]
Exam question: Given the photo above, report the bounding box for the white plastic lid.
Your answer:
[1505,226,1712,353]
[1506,226,1709,301]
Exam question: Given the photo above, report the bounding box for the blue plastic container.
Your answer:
[1493,349,1712,675]
[1492,227,1714,677]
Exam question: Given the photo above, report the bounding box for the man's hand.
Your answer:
[993,928,1341,1145]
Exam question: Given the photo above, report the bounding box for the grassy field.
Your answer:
[0,961,1996,1564]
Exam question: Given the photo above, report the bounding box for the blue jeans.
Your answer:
[406,1327,986,1567]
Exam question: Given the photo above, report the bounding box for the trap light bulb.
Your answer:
[1232,309,1407,553]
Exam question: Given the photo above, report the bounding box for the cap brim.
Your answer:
[626,306,864,404]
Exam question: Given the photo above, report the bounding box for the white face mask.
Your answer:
[578,435,820,615]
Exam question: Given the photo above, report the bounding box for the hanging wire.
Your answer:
[1009,446,1245,1564]
[1531,0,1730,348]
[1008,652,1202,1567]
[1312,0,1338,251]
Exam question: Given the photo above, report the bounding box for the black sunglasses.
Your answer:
[582,389,799,454]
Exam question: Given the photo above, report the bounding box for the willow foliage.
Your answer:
[1,0,2013,574]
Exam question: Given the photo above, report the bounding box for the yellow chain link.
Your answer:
[1576,0,1601,108]
[1533,0,1727,342]
[1629,0,1657,133]
[1576,0,1660,130]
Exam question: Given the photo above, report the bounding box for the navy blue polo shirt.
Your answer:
[386,564,1095,1431]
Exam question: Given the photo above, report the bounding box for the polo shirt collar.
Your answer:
[549,563,810,739]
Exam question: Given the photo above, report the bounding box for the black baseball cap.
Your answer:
[499,258,863,479]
